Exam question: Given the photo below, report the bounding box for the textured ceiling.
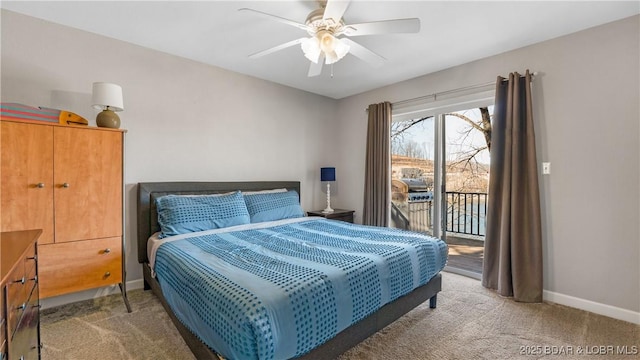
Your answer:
[2,1,638,99]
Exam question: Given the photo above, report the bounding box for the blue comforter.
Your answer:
[154,218,448,360]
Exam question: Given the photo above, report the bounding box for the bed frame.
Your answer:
[137,181,442,360]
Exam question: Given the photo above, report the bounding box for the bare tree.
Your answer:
[446,107,491,151]
[444,108,492,194]
[391,108,491,159]
[391,116,433,156]
[392,108,492,191]
[445,108,491,174]
[392,115,433,139]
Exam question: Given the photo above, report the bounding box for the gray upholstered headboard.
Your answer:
[136,181,301,263]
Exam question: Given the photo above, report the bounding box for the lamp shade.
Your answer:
[321,167,336,182]
[325,38,349,65]
[301,37,322,63]
[92,82,124,111]
[319,31,349,65]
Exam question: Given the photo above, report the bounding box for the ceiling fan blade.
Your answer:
[248,38,306,59]
[308,54,325,77]
[238,8,309,31]
[340,38,385,67]
[343,18,421,36]
[322,0,350,23]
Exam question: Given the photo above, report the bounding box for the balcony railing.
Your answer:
[445,192,487,237]
[391,191,487,238]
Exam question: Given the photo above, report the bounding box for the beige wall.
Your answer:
[335,15,640,317]
[2,9,638,320]
[1,10,339,305]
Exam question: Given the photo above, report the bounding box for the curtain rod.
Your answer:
[366,71,538,111]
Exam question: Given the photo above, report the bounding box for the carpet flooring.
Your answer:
[40,272,639,360]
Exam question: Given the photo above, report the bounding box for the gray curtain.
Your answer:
[482,70,543,303]
[363,102,391,226]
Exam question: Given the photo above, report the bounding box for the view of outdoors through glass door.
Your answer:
[390,105,493,277]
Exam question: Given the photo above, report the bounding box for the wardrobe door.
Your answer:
[53,127,122,242]
[1,122,54,244]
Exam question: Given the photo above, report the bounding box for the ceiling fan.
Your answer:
[239,0,420,77]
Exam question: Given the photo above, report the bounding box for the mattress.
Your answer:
[150,217,448,360]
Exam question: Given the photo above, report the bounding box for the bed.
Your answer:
[137,181,447,360]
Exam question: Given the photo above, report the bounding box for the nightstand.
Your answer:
[307,209,355,223]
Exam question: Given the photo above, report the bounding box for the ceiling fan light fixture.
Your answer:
[243,1,421,77]
[318,31,335,54]
[312,30,350,65]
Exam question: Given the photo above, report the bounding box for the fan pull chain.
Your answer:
[331,64,334,78]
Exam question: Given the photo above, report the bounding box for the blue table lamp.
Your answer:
[321,167,336,213]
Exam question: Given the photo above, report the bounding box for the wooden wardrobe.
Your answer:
[1,119,130,311]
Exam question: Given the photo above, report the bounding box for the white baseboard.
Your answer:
[127,278,145,290]
[444,266,482,280]
[40,278,145,310]
[543,290,640,325]
[443,269,639,325]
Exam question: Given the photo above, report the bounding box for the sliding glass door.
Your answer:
[391,91,493,277]
[390,114,436,236]
[442,107,491,277]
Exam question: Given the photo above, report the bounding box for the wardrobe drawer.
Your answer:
[38,237,122,298]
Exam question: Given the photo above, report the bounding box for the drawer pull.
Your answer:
[31,275,38,283]
[13,276,26,284]
[36,182,45,188]
[103,248,111,254]
[27,254,37,261]
[62,182,70,188]
[104,272,111,278]
[16,303,26,311]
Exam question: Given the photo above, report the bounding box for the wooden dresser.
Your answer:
[1,229,42,360]
[0,119,130,312]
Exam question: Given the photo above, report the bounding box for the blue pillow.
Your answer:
[156,191,250,238]
[242,190,304,223]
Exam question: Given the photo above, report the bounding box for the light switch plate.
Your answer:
[542,162,551,175]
